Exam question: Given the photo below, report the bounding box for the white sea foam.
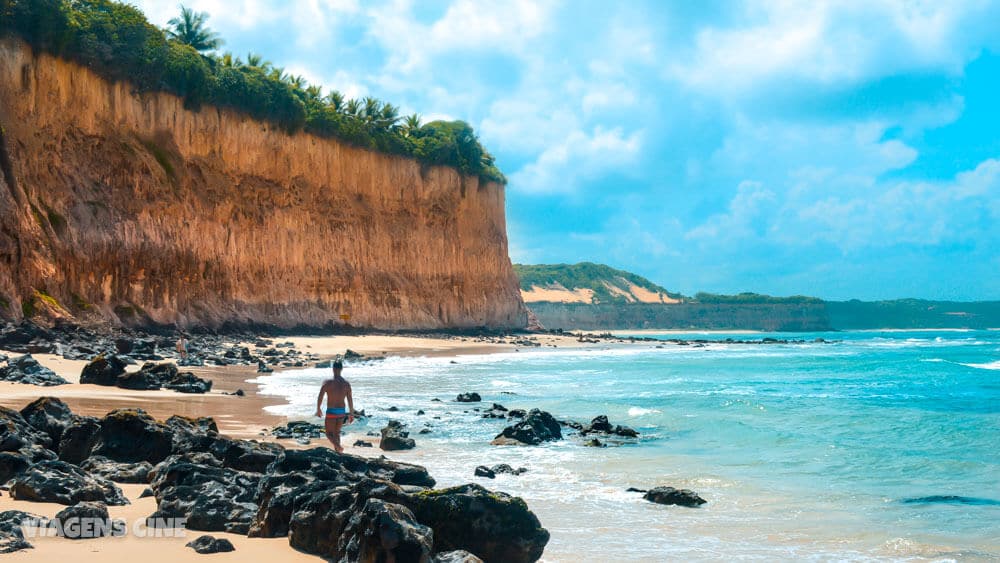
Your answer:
[627,407,662,416]
[959,360,1000,370]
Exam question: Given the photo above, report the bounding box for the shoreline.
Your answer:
[0,332,574,561]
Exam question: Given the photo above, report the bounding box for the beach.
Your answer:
[3,330,999,561]
[0,332,590,561]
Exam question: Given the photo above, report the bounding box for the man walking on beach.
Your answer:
[315,360,355,453]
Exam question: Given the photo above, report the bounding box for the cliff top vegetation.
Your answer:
[0,0,505,184]
[514,262,685,304]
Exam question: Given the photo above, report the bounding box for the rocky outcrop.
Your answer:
[0,355,67,386]
[0,39,525,331]
[492,409,562,446]
[380,421,416,451]
[186,535,236,554]
[642,486,706,507]
[9,460,129,506]
[0,511,37,553]
[0,396,551,561]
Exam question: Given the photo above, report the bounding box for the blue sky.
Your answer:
[134,0,1000,300]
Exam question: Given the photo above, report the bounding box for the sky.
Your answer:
[133,0,1000,301]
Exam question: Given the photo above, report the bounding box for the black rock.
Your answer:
[380,421,415,451]
[57,416,101,464]
[256,361,273,373]
[492,409,562,446]
[10,460,129,505]
[93,409,174,464]
[0,510,38,553]
[0,322,53,353]
[80,355,127,386]
[491,464,527,476]
[406,483,549,563]
[354,440,373,448]
[19,396,74,444]
[474,466,495,479]
[340,498,433,563]
[186,535,236,554]
[0,452,32,485]
[80,456,153,483]
[643,486,706,507]
[625,487,647,493]
[163,371,212,394]
[456,392,481,403]
[507,409,526,418]
[148,458,261,534]
[432,550,484,563]
[584,438,604,447]
[0,406,53,452]
[0,355,67,386]
[54,501,116,539]
[581,415,639,438]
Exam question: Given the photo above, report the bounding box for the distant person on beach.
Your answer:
[175,335,188,359]
[315,360,355,453]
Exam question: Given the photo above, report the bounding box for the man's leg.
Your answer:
[324,417,344,453]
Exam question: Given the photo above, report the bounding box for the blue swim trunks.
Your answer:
[325,407,347,419]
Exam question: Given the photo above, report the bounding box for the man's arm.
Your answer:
[346,383,355,424]
[315,383,326,418]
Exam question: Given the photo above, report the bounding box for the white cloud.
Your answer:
[365,0,556,75]
[670,1,999,97]
[510,127,643,195]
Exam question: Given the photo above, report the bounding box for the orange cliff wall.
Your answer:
[0,40,527,330]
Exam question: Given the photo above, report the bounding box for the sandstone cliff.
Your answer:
[0,40,526,330]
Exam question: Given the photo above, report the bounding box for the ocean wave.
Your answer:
[958,360,1000,370]
[627,407,662,416]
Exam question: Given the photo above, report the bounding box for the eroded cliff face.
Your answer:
[0,40,526,330]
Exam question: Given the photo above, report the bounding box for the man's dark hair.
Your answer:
[332,360,343,370]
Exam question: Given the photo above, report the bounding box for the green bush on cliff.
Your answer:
[0,0,505,184]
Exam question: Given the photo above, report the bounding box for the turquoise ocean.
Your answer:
[253,330,1000,561]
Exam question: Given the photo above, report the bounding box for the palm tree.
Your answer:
[362,96,381,124]
[167,5,223,52]
[325,91,345,112]
[345,99,362,118]
[218,52,241,68]
[403,113,421,136]
[288,75,307,90]
[379,103,400,131]
[305,85,323,101]
[245,52,267,68]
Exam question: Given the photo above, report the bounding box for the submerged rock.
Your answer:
[455,392,481,403]
[580,415,639,438]
[492,409,562,446]
[642,486,706,507]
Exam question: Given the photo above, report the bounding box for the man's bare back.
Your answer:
[315,361,354,453]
